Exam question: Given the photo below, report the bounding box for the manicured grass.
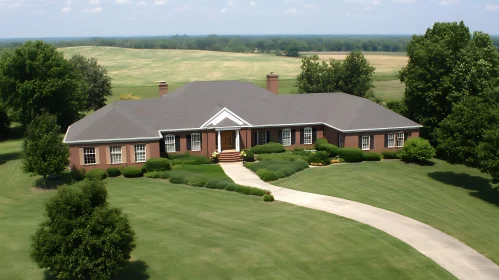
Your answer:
[275,159,499,264]
[61,47,405,101]
[0,138,454,279]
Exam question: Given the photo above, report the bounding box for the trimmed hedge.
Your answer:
[250,142,285,154]
[106,167,121,177]
[263,193,275,202]
[245,159,309,181]
[122,166,143,178]
[307,151,330,165]
[256,169,280,182]
[315,138,328,148]
[339,148,364,163]
[142,158,172,172]
[144,171,170,179]
[315,138,340,157]
[399,138,436,163]
[167,152,191,160]
[171,156,211,165]
[241,149,255,162]
[86,168,107,180]
[70,168,86,182]
[256,152,307,162]
[294,147,305,152]
[362,152,381,161]
[382,151,399,159]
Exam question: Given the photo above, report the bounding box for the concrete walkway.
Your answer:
[220,162,499,280]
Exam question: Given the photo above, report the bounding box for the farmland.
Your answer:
[60,47,407,102]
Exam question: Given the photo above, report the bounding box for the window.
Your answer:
[134,144,146,162]
[303,127,312,144]
[257,131,267,145]
[361,135,370,151]
[282,129,291,146]
[338,134,344,148]
[110,146,122,164]
[387,133,395,148]
[83,147,96,165]
[165,135,175,153]
[396,132,405,147]
[191,133,201,151]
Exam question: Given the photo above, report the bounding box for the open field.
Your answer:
[60,47,407,101]
[0,138,453,279]
[275,160,499,265]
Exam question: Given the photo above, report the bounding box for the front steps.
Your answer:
[218,151,242,162]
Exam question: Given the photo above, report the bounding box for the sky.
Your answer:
[0,0,498,38]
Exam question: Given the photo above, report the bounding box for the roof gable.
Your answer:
[201,107,251,128]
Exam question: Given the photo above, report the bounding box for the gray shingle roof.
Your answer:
[65,81,421,143]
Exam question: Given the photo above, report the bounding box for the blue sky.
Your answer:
[0,0,498,38]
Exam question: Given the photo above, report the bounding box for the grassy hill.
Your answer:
[60,47,407,102]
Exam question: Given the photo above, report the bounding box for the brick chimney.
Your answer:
[159,81,168,96]
[266,72,279,94]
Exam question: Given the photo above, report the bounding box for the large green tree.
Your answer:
[31,179,136,280]
[21,113,69,187]
[0,40,86,129]
[477,129,499,184]
[0,102,9,138]
[296,51,376,99]
[70,54,112,111]
[400,21,499,139]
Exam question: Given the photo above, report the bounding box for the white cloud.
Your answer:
[249,1,256,6]
[439,0,458,6]
[304,4,318,9]
[84,7,103,13]
[284,7,298,14]
[136,1,146,6]
[393,0,416,3]
[228,0,234,7]
[61,6,71,12]
[176,4,189,11]
[220,7,228,13]
[365,0,383,10]
[89,0,99,4]
[153,0,167,5]
[116,0,131,4]
[486,4,499,10]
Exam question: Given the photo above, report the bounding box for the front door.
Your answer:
[221,131,233,150]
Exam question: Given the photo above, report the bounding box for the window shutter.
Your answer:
[79,148,84,166]
[278,130,282,144]
[175,135,180,151]
[266,131,270,143]
[186,134,192,151]
[130,145,135,163]
[300,129,304,144]
[384,134,388,148]
[404,132,409,141]
[95,147,100,164]
[312,128,317,143]
[291,129,296,145]
[358,136,362,148]
[370,135,374,150]
[199,133,203,150]
[106,146,111,164]
[253,131,257,146]
[122,146,127,163]
[146,144,150,160]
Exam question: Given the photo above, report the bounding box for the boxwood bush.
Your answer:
[256,152,307,162]
[315,138,328,147]
[241,149,255,162]
[86,168,107,180]
[315,138,340,157]
[263,193,275,202]
[250,142,285,154]
[142,158,172,172]
[256,169,280,182]
[339,148,364,163]
[398,138,436,163]
[307,151,330,165]
[144,171,170,179]
[70,167,86,182]
[171,156,211,165]
[245,159,309,181]
[106,167,121,177]
[122,166,143,178]
[362,152,381,161]
[382,151,399,159]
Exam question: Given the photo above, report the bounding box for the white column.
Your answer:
[235,130,240,152]
[217,130,222,153]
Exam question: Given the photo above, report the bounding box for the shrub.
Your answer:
[362,152,381,161]
[122,166,143,178]
[70,167,86,182]
[315,138,328,148]
[168,152,191,160]
[317,143,340,157]
[382,151,399,159]
[142,158,172,172]
[106,167,121,177]
[144,171,170,179]
[86,168,107,180]
[186,176,208,188]
[339,148,363,163]
[339,158,345,163]
[398,138,436,163]
[294,147,305,152]
[171,156,210,165]
[205,180,230,190]
[263,193,275,202]
[169,174,186,184]
[204,180,267,196]
[307,151,330,165]
[241,149,254,162]
[256,152,307,162]
[256,169,280,181]
[250,142,285,154]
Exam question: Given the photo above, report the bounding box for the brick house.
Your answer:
[64,73,421,170]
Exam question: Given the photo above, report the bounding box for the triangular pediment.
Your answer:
[200,107,251,128]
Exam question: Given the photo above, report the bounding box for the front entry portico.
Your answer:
[217,129,240,153]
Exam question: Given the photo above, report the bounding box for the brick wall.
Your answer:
[161,130,217,157]
[250,125,324,150]
[344,129,420,152]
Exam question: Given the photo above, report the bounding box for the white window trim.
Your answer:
[396,132,405,147]
[165,134,176,153]
[110,146,122,164]
[83,147,96,165]
[282,128,292,146]
[362,135,370,151]
[303,127,312,145]
[387,133,395,148]
[257,131,267,145]
[134,144,146,163]
[191,133,201,151]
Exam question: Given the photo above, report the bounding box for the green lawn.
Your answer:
[0,139,454,279]
[275,159,499,264]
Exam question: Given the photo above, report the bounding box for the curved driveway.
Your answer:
[220,162,499,280]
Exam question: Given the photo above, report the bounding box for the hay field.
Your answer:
[60,47,407,101]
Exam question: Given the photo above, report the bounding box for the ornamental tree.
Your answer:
[31,179,136,280]
[398,138,436,163]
